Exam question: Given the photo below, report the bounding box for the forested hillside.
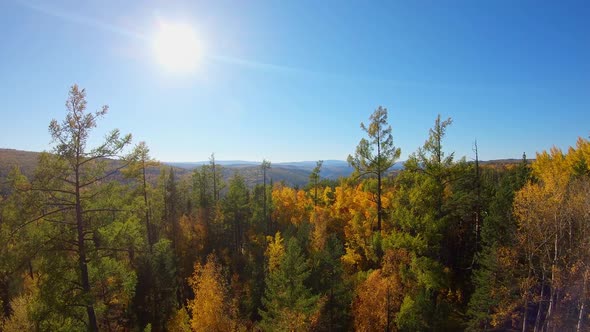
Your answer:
[1,86,589,331]
[0,151,352,191]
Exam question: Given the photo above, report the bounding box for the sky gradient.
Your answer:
[1,0,589,162]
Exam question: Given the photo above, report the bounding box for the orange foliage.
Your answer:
[353,249,413,331]
[272,185,311,227]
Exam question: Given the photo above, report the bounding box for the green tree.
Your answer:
[309,160,323,207]
[261,160,272,234]
[259,237,319,331]
[124,141,159,251]
[385,115,459,330]
[348,106,401,231]
[26,85,133,331]
[467,158,530,331]
[165,167,179,254]
[133,239,177,331]
[224,173,250,256]
[311,235,351,331]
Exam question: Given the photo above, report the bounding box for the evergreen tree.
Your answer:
[467,158,530,331]
[259,237,319,331]
[309,160,323,207]
[31,85,133,331]
[224,173,250,257]
[311,235,351,331]
[348,106,401,231]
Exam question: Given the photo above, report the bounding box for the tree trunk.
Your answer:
[534,271,545,332]
[577,268,588,332]
[142,160,153,252]
[523,265,533,332]
[263,167,270,235]
[377,171,382,232]
[76,168,98,332]
[544,233,559,332]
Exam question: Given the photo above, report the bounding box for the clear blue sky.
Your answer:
[1,0,588,162]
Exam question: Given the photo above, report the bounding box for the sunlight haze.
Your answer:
[0,0,588,163]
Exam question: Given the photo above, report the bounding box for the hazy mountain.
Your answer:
[163,159,356,187]
[0,149,351,189]
[1,148,521,190]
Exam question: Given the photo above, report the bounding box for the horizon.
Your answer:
[1,1,589,163]
[0,146,535,165]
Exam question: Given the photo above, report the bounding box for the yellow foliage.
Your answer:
[512,137,590,329]
[167,307,191,332]
[188,255,233,332]
[0,293,35,331]
[352,249,413,331]
[266,232,285,273]
[272,185,311,227]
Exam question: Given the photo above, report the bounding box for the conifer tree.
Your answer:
[32,85,132,331]
[348,106,401,231]
[259,237,319,331]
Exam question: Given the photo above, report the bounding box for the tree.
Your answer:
[188,254,236,332]
[467,158,530,331]
[224,173,250,256]
[209,153,223,202]
[311,235,352,331]
[348,106,401,231]
[309,160,323,207]
[511,141,590,331]
[353,249,413,332]
[32,85,132,331]
[165,167,179,254]
[125,141,159,251]
[259,237,319,331]
[133,239,177,331]
[261,160,272,234]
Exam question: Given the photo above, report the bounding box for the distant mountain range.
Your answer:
[0,148,527,190]
[0,149,355,188]
[165,159,359,185]
[162,160,359,187]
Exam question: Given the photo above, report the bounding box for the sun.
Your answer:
[152,21,201,73]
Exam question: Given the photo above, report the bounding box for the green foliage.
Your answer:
[466,160,531,330]
[3,85,588,331]
[310,235,352,331]
[347,106,401,178]
[348,106,401,231]
[133,239,177,331]
[259,237,319,331]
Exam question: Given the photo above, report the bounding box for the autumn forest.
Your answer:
[1,85,589,332]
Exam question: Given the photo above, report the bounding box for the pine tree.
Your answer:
[259,237,319,331]
[348,106,401,231]
[32,85,133,331]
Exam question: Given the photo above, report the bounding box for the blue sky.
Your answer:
[0,0,588,162]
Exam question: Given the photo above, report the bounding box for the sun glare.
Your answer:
[152,21,201,73]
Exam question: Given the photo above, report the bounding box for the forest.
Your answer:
[0,85,589,332]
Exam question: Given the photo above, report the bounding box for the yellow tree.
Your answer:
[336,182,379,272]
[272,184,311,228]
[188,254,236,332]
[353,249,414,332]
[514,138,590,331]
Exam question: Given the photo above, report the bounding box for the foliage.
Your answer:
[259,237,319,331]
[3,85,590,331]
[188,254,237,332]
[348,106,401,231]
